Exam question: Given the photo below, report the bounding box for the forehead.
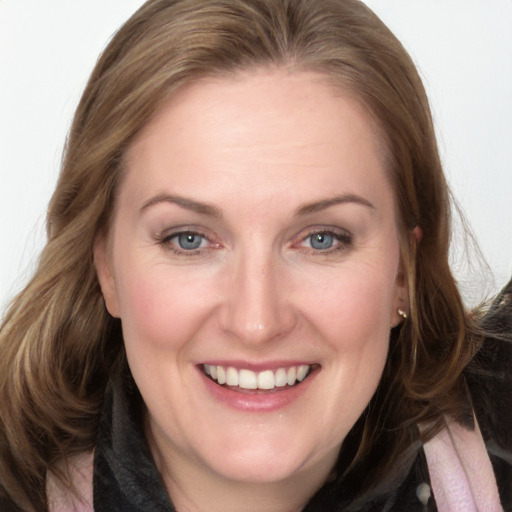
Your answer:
[129,68,384,155]
[121,69,393,216]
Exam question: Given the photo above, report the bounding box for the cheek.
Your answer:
[298,262,397,351]
[284,267,394,449]
[114,262,217,353]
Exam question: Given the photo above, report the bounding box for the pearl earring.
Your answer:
[398,308,408,320]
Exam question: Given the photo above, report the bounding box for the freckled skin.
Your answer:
[95,69,407,512]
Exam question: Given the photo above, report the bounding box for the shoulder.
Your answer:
[466,280,511,443]
[465,279,512,509]
[46,451,94,512]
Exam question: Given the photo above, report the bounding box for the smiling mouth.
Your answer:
[202,364,313,391]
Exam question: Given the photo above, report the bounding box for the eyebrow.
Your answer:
[140,193,223,218]
[295,194,375,216]
[140,192,374,218]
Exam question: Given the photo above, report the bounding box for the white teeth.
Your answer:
[217,366,226,385]
[239,369,258,389]
[287,366,296,386]
[226,367,238,386]
[297,365,309,382]
[274,368,288,387]
[203,364,312,390]
[257,370,275,390]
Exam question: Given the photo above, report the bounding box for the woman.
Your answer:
[0,1,510,511]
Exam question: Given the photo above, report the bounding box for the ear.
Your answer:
[93,235,120,318]
[412,225,423,244]
[390,226,422,327]
[390,263,409,328]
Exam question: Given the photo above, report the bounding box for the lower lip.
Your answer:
[198,367,318,412]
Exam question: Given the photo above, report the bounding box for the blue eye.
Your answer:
[157,228,220,257]
[298,229,352,254]
[309,233,335,250]
[175,232,204,250]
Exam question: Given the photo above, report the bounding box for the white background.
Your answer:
[1,0,511,313]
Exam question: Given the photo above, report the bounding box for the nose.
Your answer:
[218,249,297,347]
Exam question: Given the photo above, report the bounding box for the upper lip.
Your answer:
[197,360,317,371]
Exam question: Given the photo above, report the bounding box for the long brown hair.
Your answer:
[0,0,482,509]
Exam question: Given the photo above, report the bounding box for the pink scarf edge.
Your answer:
[423,415,503,512]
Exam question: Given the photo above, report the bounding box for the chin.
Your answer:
[210,454,309,484]
[197,432,333,485]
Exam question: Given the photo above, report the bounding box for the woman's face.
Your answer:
[95,69,407,489]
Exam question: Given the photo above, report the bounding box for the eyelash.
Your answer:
[295,228,353,255]
[155,229,217,256]
[155,227,353,257]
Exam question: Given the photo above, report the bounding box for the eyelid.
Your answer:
[155,226,221,255]
[158,227,207,243]
[154,224,352,257]
[292,225,353,253]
